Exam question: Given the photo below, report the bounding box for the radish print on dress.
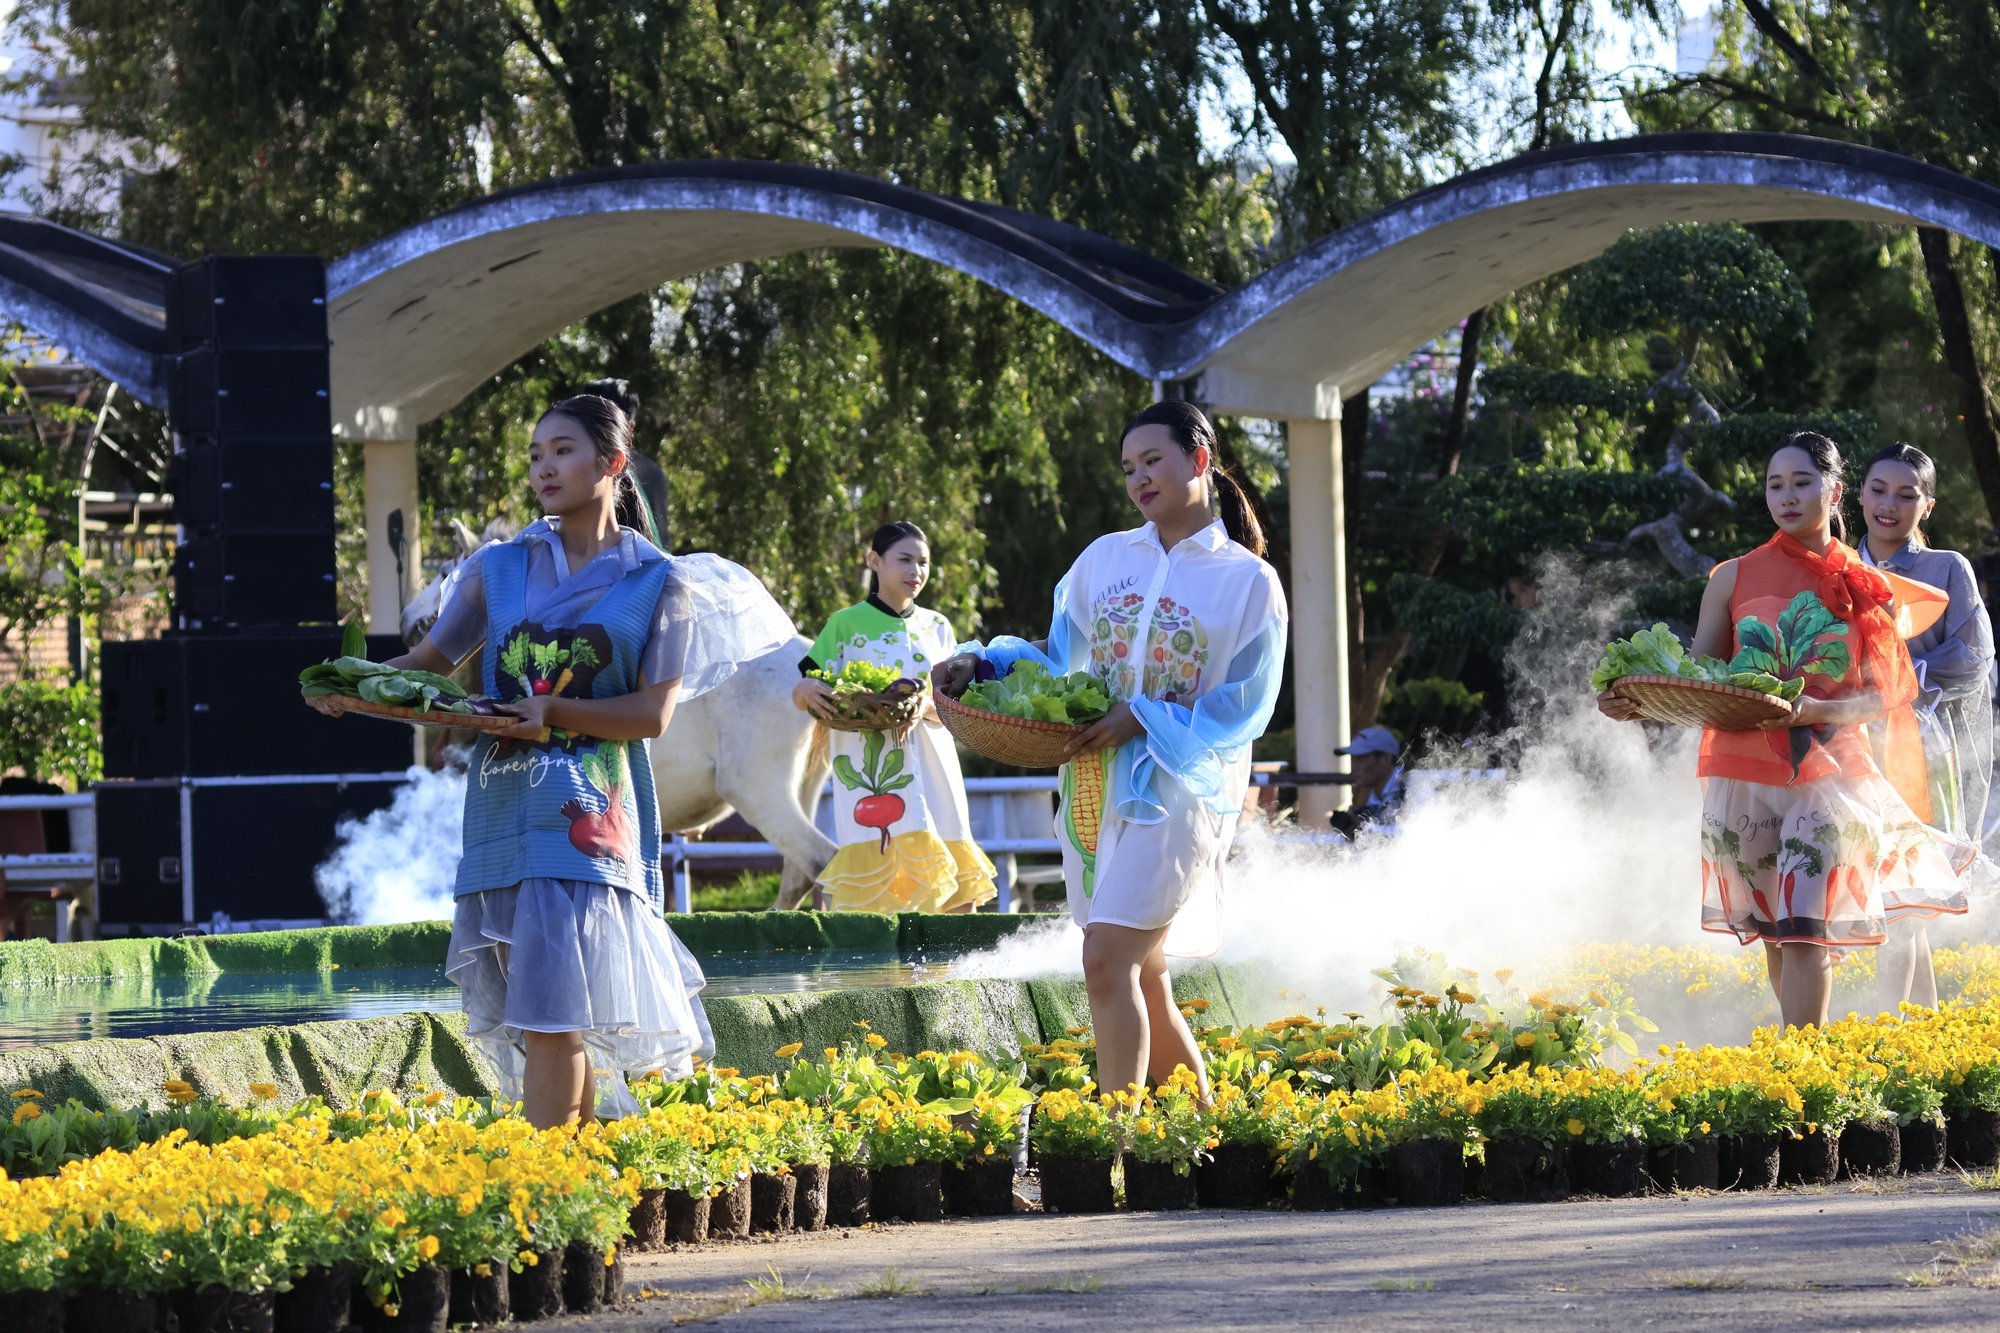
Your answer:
[833,729,914,853]
[563,743,640,871]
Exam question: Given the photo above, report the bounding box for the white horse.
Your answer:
[402,520,833,910]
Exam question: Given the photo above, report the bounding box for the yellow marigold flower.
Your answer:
[852,1021,871,1030]
[774,1042,804,1059]
[9,1090,41,1100]
[519,1250,539,1267]
[248,1082,279,1100]
[1514,1033,1538,1050]
[418,1235,440,1261]
[1566,1119,1586,1137]
[864,1033,888,1049]
[474,1263,493,1279]
[13,1103,41,1124]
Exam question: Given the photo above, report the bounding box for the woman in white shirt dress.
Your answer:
[937,401,1288,1097]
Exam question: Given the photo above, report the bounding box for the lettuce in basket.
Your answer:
[808,660,909,694]
[1591,623,1804,702]
[960,661,1112,724]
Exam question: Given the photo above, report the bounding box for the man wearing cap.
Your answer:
[1341,726,1405,829]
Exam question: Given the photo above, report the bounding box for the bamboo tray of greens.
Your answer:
[300,624,513,733]
[1592,623,1801,732]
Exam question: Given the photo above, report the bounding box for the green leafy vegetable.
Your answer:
[300,653,493,716]
[1590,623,1805,702]
[809,660,910,695]
[959,661,1112,724]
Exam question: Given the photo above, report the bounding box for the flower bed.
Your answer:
[12,982,2000,1316]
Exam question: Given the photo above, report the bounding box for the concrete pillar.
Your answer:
[362,437,421,636]
[1286,415,1351,828]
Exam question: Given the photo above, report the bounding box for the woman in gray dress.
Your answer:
[1859,442,1995,1010]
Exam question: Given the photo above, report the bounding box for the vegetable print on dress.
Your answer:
[1697,538,1974,948]
[809,601,995,912]
[979,521,1287,959]
[491,620,640,872]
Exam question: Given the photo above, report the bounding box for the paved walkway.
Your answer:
[534,1174,2000,1330]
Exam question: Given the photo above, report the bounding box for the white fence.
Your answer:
[7,767,1507,936]
[664,775,1066,914]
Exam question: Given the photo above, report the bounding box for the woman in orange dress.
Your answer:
[1599,432,1972,1029]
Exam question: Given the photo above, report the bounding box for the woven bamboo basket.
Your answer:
[305,692,516,734]
[1610,674,1794,731]
[934,686,1090,768]
[819,679,928,734]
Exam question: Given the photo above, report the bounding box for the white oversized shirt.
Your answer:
[989,519,1288,822]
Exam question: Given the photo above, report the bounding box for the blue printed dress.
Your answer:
[427,519,794,1114]
[974,520,1287,957]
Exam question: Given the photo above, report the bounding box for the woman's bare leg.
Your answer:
[1776,943,1833,1030]
[1908,923,1938,1009]
[1877,919,1920,1015]
[1138,943,1207,1098]
[1762,940,1784,1006]
[522,1029,589,1128]
[1082,922,1170,1096]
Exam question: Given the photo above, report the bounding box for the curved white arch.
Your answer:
[1173,137,2000,401]
[324,170,1189,437]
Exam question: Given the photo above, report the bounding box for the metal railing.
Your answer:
[657,766,1450,914]
[663,775,1067,914]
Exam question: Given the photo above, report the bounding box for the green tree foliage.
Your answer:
[13,0,1288,637]
[1382,222,1832,720]
[0,358,118,786]
[1627,0,2000,529]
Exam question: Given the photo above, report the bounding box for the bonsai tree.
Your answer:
[1374,222,1867,729]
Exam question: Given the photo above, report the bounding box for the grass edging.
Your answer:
[0,912,1063,986]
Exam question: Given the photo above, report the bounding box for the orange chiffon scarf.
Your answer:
[1697,533,1931,821]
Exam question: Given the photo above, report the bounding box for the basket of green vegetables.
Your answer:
[1592,623,1800,731]
[807,661,929,733]
[935,661,1111,767]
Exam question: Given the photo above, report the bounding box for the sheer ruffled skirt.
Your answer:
[446,878,713,1117]
[1699,775,1975,948]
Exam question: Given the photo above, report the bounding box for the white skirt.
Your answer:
[446,877,714,1118]
[1061,790,1235,959]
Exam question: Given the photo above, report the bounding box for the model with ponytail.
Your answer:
[386,389,794,1127]
[1598,431,1976,1029]
[933,398,1288,1098]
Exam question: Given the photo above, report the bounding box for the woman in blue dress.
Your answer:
[388,393,793,1125]
[1857,443,1995,1010]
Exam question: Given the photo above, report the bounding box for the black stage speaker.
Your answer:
[189,779,401,923]
[171,349,331,440]
[173,533,338,628]
[173,437,335,536]
[92,784,183,926]
[102,633,415,779]
[169,256,328,350]
[94,778,402,926]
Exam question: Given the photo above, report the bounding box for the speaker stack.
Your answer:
[169,255,338,629]
[94,256,413,930]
